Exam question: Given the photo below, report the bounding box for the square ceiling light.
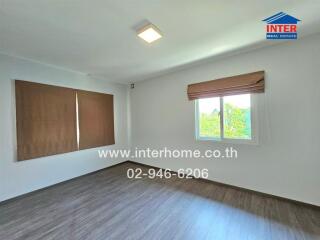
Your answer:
[137,24,162,43]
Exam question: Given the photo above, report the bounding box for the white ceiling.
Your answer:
[0,0,320,83]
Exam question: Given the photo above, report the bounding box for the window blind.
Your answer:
[15,80,78,161]
[77,90,115,150]
[187,71,265,100]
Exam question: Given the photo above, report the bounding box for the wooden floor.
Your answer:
[0,162,319,240]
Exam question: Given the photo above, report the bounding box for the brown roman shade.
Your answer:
[187,71,265,100]
[15,80,78,161]
[77,90,115,150]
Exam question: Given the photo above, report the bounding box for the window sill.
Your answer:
[196,137,259,146]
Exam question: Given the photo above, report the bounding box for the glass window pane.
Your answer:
[198,97,220,138]
[223,94,251,139]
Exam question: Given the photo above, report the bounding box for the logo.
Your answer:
[263,12,300,40]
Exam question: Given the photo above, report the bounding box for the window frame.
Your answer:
[195,94,259,145]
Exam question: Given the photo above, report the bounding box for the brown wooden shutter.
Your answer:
[15,80,78,161]
[187,71,265,100]
[77,90,115,150]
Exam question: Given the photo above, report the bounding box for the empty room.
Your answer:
[1,1,320,239]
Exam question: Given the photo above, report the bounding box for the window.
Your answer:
[196,94,257,143]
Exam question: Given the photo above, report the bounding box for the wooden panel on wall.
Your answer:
[15,80,78,161]
[77,90,115,150]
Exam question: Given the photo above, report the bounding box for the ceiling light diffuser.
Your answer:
[137,24,162,43]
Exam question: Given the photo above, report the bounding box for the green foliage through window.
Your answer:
[199,111,220,138]
[223,103,251,139]
[197,94,252,140]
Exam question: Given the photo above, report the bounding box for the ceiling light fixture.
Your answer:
[137,24,162,43]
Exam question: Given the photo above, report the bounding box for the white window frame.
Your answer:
[195,94,259,145]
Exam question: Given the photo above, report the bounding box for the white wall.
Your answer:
[130,33,320,206]
[0,54,129,202]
